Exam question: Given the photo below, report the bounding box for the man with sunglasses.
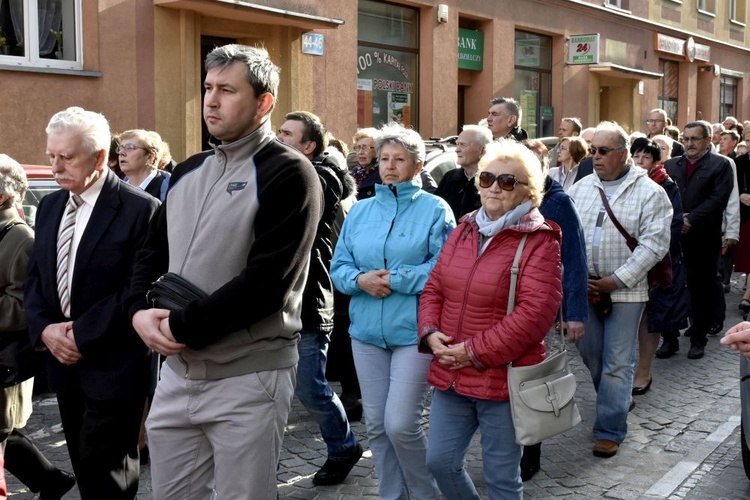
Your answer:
[568,122,672,458]
[663,122,735,359]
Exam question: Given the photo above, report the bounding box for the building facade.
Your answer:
[1,0,749,164]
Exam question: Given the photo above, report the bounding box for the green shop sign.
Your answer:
[458,29,483,71]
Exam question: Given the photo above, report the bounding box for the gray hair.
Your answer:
[461,124,493,146]
[205,44,280,111]
[46,107,111,156]
[375,123,425,165]
[0,154,28,210]
[490,97,523,124]
[687,121,712,138]
[595,121,630,152]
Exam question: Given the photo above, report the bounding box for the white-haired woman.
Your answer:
[0,154,76,498]
[331,123,456,499]
[419,141,562,498]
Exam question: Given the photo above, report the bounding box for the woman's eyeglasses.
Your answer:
[354,145,374,152]
[478,172,528,191]
[116,144,148,154]
[588,146,623,156]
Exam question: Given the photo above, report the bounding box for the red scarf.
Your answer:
[648,163,669,185]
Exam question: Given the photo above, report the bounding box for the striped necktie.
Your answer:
[56,194,83,316]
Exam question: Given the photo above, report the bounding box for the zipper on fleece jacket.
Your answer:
[176,156,228,378]
[380,184,399,348]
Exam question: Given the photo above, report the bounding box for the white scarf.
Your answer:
[475,199,533,237]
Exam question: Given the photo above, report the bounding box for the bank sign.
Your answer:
[458,29,483,71]
[568,34,599,65]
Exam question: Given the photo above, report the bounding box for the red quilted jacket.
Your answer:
[418,210,562,401]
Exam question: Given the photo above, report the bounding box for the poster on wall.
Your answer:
[357,46,417,129]
[387,92,411,127]
[520,90,538,139]
[515,39,540,67]
[357,79,373,127]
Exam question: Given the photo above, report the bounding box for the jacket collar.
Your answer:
[374,178,423,202]
[211,119,276,165]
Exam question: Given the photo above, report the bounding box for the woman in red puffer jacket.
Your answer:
[419,140,562,499]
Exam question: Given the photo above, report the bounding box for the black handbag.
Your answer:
[146,272,207,311]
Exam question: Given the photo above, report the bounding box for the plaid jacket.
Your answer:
[568,167,673,302]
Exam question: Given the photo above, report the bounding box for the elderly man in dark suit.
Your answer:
[663,121,734,359]
[24,107,159,499]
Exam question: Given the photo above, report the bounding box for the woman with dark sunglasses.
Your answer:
[418,140,562,499]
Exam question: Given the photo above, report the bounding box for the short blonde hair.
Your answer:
[477,140,545,208]
[119,129,163,168]
[352,128,380,145]
[652,134,673,159]
[0,154,28,209]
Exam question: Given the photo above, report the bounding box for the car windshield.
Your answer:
[23,180,59,229]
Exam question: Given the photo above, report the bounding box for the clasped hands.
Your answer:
[357,269,391,299]
[41,321,81,366]
[424,331,470,370]
[132,309,185,356]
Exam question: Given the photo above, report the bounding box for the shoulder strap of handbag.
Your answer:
[0,221,23,246]
[596,187,638,251]
[506,232,566,353]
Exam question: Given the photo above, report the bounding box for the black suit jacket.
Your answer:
[574,157,594,183]
[665,151,733,240]
[25,170,159,400]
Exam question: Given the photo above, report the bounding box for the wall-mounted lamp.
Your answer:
[437,4,449,24]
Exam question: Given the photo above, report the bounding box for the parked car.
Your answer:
[424,136,457,185]
[23,165,57,229]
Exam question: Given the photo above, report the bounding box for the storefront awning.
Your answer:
[154,0,345,30]
[588,63,663,80]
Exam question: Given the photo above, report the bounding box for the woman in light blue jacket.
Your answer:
[331,123,455,500]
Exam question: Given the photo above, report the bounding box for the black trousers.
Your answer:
[57,385,144,500]
[682,234,723,347]
[1,429,58,492]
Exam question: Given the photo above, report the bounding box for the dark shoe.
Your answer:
[344,403,363,422]
[312,443,364,486]
[40,469,76,500]
[593,439,619,458]
[632,377,652,396]
[520,442,541,482]
[708,322,724,336]
[740,299,750,312]
[655,340,679,359]
[140,444,150,466]
[687,344,705,359]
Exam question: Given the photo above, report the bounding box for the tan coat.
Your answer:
[0,207,35,432]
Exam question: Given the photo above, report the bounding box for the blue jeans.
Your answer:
[427,388,522,500]
[576,302,645,444]
[351,339,438,500]
[296,329,357,459]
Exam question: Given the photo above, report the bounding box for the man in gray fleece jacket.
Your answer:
[129,45,322,500]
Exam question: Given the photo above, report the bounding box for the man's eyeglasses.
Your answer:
[478,172,528,191]
[646,119,665,125]
[354,145,374,152]
[117,144,148,154]
[589,146,624,156]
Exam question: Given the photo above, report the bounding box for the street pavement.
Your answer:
[8,273,750,499]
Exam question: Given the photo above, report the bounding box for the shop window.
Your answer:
[730,0,746,24]
[357,0,419,129]
[720,76,738,121]
[514,31,552,139]
[657,59,679,124]
[0,0,81,69]
[698,0,716,15]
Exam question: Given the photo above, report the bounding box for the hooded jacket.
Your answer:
[418,208,562,401]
